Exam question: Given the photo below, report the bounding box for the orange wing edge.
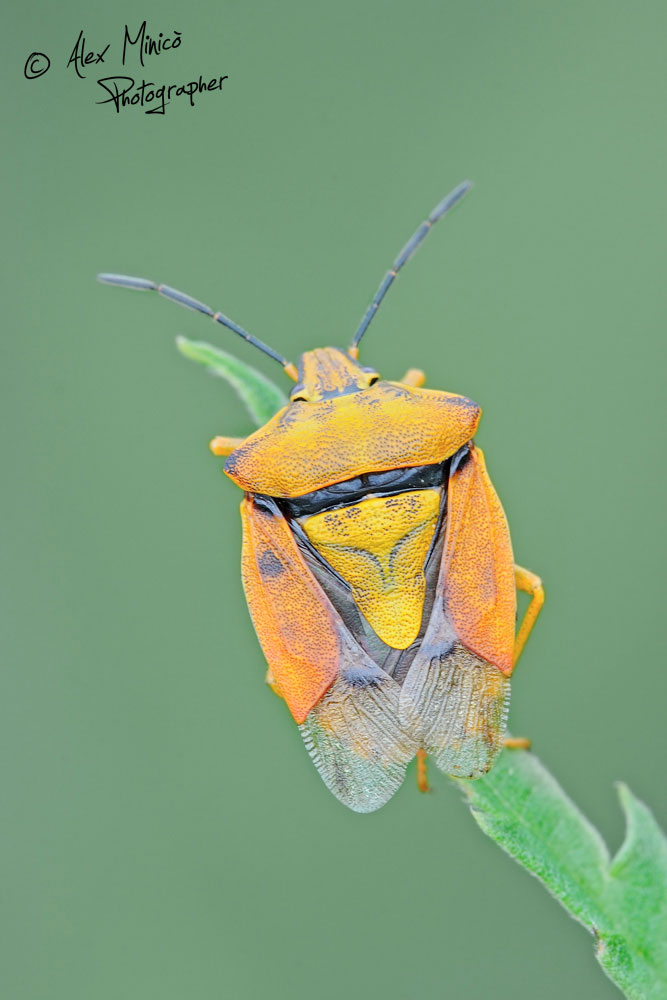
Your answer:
[442,445,517,675]
[240,495,341,724]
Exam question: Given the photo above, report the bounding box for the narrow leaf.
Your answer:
[176,336,288,427]
[596,784,667,998]
[457,748,610,929]
[457,749,667,999]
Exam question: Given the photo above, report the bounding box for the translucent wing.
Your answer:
[400,446,515,777]
[299,667,418,814]
[400,637,511,777]
[241,495,418,811]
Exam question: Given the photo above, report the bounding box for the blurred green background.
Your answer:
[3,0,666,997]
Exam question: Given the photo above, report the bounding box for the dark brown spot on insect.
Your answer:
[259,550,285,579]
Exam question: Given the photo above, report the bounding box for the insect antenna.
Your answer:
[97,273,298,381]
[349,180,473,357]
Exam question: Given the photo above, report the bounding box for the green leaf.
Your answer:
[456,748,610,929]
[596,784,667,998]
[176,336,288,427]
[457,750,667,998]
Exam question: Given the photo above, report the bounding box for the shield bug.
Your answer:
[98,181,544,813]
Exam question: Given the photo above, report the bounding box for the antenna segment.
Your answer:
[349,180,472,356]
[97,273,298,380]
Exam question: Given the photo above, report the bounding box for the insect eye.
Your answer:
[290,384,309,402]
[359,365,380,387]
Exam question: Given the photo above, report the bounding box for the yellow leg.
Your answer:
[400,368,426,388]
[513,565,545,666]
[209,435,245,457]
[503,737,531,750]
[416,748,430,793]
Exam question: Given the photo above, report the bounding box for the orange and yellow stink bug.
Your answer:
[99,181,544,812]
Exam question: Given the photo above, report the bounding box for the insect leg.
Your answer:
[209,435,245,456]
[503,737,531,750]
[400,368,426,387]
[416,748,430,793]
[513,565,545,666]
